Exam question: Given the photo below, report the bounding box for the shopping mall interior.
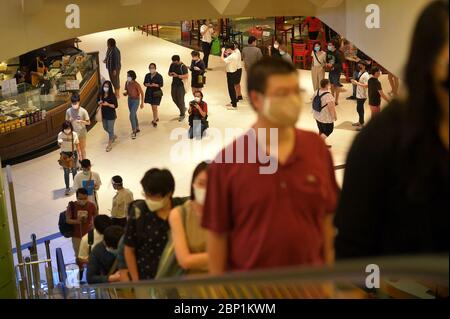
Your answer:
[0,0,448,304]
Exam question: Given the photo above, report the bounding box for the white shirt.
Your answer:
[224,51,240,73]
[78,229,103,260]
[356,71,370,99]
[111,188,134,219]
[312,89,336,123]
[58,131,79,153]
[73,171,102,206]
[235,49,243,70]
[200,25,214,43]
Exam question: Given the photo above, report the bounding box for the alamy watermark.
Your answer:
[65,4,80,29]
[365,264,381,289]
[169,121,279,175]
[365,4,381,29]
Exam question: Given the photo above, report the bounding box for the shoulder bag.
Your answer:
[58,133,75,168]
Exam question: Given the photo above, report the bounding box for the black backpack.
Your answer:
[58,201,75,238]
[312,90,330,112]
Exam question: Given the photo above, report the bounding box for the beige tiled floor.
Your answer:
[4,28,390,266]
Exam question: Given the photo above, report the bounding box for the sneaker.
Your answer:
[65,188,71,196]
[346,96,356,100]
[178,115,185,122]
[131,132,137,139]
[352,122,362,127]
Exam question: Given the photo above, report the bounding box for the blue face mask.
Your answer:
[314,46,320,52]
[327,45,333,51]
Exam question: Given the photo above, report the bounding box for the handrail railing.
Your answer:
[71,255,448,299]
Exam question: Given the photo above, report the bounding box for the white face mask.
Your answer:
[279,50,286,55]
[194,97,201,103]
[77,199,87,206]
[64,129,71,135]
[274,44,280,50]
[193,186,206,205]
[145,198,166,212]
[72,103,80,110]
[127,76,132,82]
[262,94,303,127]
[103,87,109,93]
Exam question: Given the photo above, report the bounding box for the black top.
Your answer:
[98,93,118,120]
[326,50,343,72]
[86,243,116,284]
[168,63,188,87]
[124,197,189,280]
[368,77,382,106]
[189,60,206,88]
[143,72,164,101]
[335,101,449,259]
[271,47,282,59]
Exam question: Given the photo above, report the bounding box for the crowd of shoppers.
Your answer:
[53,3,448,294]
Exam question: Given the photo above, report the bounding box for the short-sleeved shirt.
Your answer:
[98,93,118,120]
[368,77,382,106]
[200,25,214,43]
[125,80,141,100]
[356,71,370,99]
[58,131,79,153]
[326,50,343,72]
[124,198,188,280]
[169,63,188,87]
[303,17,323,32]
[202,129,339,271]
[73,171,102,205]
[312,89,335,123]
[65,107,90,137]
[224,51,240,73]
[111,188,134,219]
[242,46,263,70]
[66,201,97,239]
[78,229,104,260]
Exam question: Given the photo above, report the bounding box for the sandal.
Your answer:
[106,144,112,152]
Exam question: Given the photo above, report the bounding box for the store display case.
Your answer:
[0,52,100,163]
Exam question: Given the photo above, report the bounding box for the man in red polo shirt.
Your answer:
[202,57,338,274]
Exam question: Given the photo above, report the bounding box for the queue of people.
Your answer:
[54,2,448,292]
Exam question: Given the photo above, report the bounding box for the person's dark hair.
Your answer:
[101,80,115,98]
[224,43,235,50]
[172,55,181,62]
[190,162,209,200]
[371,67,380,75]
[193,90,204,98]
[320,79,330,89]
[39,52,47,60]
[247,57,297,95]
[191,51,200,58]
[149,63,156,69]
[107,38,116,47]
[103,226,124,249]
[76,187,88,197]
[71,93,80,103]
[112,175,123,186]
[248,36,257,45]
[141,168,175,197]
[94,215,112,234]
[275,37,284,45]
[127,70,137,81]
[404,0,448,132]
[62,120,73,132]
[80,159,91,168]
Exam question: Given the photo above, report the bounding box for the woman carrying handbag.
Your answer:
[58,121,80,195]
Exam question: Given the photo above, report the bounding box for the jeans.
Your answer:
[102,119,116,141]
[128,97,140,132]
[189,119,206,139]
[352,70,359,97]
[356,98,366,125]
[63,151,78,189]
[171,85,186,116]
